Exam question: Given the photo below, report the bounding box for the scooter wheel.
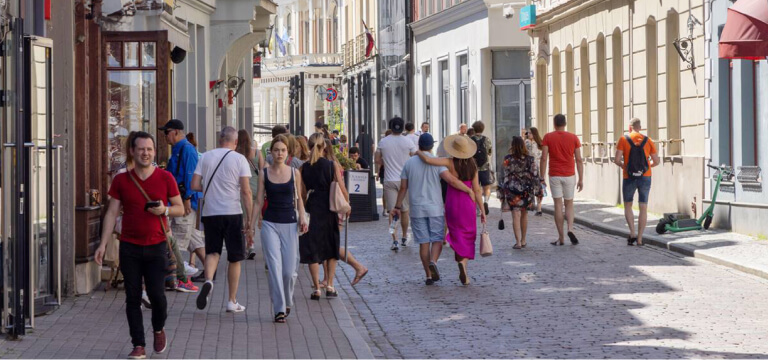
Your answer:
[703,214,713,230]
[656,219,669,234]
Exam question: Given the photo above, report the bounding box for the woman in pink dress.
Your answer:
[417,135,485,285]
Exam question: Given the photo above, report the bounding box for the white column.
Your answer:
[291,5,297,55]
[277,86,285,123]
[308,0,315,54]
[322,0,327,53]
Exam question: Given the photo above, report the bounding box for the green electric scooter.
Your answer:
[656,164,733,234]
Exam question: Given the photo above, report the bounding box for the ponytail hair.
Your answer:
[308,133,326,165]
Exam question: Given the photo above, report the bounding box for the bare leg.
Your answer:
[227,261,241,303]
[326,259,338,289]
[553,198,565,243]
[512,210,522,246]
[564,199,575,233]
[339,247,367,273]
[400,211,410,241]
[389,211,396,242]
[536,196,543,213]
[321,260,329,287]
[637,203,648,244]
[204,253,220,281]
[624,202,636,238]
[419,244,431,278]
[520,209,528,245]
[194,248,206,266]
[430,241,443,263]
[309,263,321,290]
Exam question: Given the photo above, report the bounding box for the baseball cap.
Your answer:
[418,133,435,150]
[314,121,323,128]
[159,119,184,131]
[389,117,404,133]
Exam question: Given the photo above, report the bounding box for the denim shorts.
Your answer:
[410,216,445,244]
[622,177,652,204]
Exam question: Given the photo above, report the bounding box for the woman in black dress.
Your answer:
[300,133,350,299]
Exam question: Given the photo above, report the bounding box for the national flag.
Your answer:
[276,30,286,56]
[362,20,375,58]
[268,28,275,54]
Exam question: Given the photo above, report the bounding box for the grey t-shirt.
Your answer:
[400,153,448,218]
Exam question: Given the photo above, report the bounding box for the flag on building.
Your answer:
[268,29,275,54]
[362,20,375,58]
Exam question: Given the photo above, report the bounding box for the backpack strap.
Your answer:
[625,135,635,148]
[639,135,649,148]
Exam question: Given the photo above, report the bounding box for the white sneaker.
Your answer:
[184,261,199,276]
[141,290,152,309]
[226,301,246,313]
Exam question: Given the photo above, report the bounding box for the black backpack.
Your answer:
[625,135,649,179]
[472,136,488,167]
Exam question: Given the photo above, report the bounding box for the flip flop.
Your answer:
[550,241,564,246]
[568,231,579,245]
[512,244,522,250]
[351,269,369,286]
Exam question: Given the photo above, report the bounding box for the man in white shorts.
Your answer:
[540,114,584,246]
[375,117,417,251]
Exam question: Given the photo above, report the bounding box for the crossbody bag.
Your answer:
[197,150,233,230]
[127,171,177,271]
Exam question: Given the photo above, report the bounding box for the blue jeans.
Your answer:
[622,177,652,204]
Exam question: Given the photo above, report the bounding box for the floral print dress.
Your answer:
[499,154,541,210]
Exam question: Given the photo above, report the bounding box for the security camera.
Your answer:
[503,4,515,19]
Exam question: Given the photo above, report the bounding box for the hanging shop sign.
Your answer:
[520,5,537,30]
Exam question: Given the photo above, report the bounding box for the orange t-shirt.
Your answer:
[616,133,657,179]
[542,131,581,177]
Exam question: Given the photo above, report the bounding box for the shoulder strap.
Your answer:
[625,135,635,148]
[175,144,185,175]
[203,150,234,198]
[639,135,649,148]
[127,170,168,234]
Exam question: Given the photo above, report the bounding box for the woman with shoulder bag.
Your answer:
[500,136,541,249]
[252,135,307,323]
[300,133,350,300]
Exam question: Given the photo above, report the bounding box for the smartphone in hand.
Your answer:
[144,201,162,211]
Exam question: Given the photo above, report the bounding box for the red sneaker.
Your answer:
[153,330,167,354]
[176,279,199,293]
[128,346,146,359]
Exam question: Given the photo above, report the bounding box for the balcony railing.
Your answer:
[342,30,376,69]
[262,53,342,71]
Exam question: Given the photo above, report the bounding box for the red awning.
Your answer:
[719,0,768,59]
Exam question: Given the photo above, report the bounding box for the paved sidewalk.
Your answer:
[0,244,373,359]
[541,198,768,281]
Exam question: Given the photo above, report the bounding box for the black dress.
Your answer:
[299,158,340,264]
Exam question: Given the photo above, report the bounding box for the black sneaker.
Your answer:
[196,281,213,310]
[425,278,435,286]
[401,238,408,247]
[390,241,399,251]
[429,262,440,281]
[247,250,256,260]
[484,202,489,215]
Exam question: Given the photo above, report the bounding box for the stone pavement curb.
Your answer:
[541,203,768,282]
[328,284,375,359]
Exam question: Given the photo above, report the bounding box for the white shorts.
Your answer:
[549,175,577,200]
[383,181,409,212]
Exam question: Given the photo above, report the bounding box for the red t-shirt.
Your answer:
[108,168,180,246]
[542,131,582,177]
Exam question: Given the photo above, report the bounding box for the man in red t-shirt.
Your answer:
[615,118,660,246]
[95,132,184,359]
[540,114,584,245]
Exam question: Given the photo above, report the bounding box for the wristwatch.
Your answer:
[164,207,169,217]
[394,206,401,210]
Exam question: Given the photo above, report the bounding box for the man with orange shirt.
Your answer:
[615,118,660,246]
[541,114,584,246]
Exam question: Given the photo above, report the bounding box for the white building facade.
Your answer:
[411,0,531,172]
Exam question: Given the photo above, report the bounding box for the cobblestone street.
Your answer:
[337,197,768,358]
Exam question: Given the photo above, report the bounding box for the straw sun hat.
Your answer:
[442,134,477,159]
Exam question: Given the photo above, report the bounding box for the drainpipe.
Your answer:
[628,0,634,117]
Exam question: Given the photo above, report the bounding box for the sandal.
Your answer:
[285,308,291,317]
[458,263,469,285]
[310,290,321,301]
[550,241,564,246]
[627,236,636,246]
[326,287,338,298]
[351,269,369,286]
[274,313,286,323]
[513,244,522,250]
[521,242,527,248]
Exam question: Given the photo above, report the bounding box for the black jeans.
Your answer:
[120,241,168,347]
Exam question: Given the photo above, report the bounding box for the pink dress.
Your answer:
[445,180,477,259]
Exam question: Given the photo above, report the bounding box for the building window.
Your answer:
[106,41,158,174]
[730,60,760,166]
[596,33,607,150]
[423,64,432,127]
[552,48,562,117]
[565,45,575,133]
[612,28,624,142]
[579,39,591,156]
[439,59,449,139]
[646,17,659,139]
[667,10,681,155]
[458,54,468,125]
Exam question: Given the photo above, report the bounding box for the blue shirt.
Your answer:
[400,153,448,218]
[167,139,201,209]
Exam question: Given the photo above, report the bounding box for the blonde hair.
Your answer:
[308,133,326,165]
